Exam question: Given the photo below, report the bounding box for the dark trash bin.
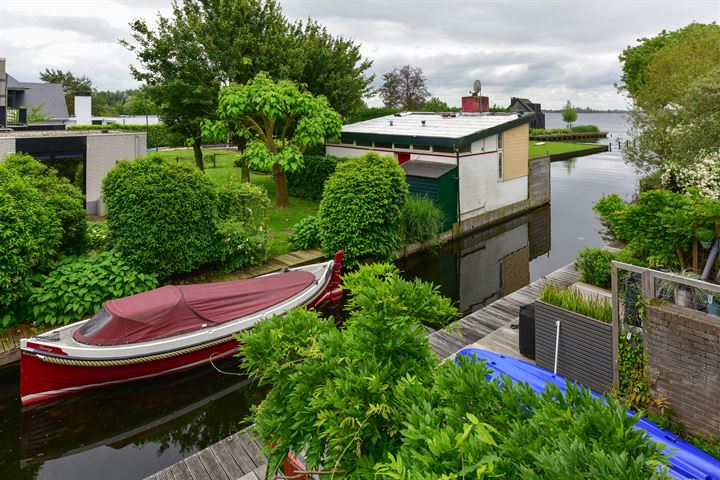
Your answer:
[518,302,536,360]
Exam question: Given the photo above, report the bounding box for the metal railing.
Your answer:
[610,260,720,386]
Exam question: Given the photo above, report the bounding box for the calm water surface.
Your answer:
[0,113,637,479]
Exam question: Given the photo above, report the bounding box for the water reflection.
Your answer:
[398,206,551,315]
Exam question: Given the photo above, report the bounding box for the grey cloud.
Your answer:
[5,11,127,45]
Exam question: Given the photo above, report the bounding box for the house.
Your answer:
[509,97,545,129]
[326,89,550,235]
[0,58,69,128]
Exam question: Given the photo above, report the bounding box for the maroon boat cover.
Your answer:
[73,271,316,346]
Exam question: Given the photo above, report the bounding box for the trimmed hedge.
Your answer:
[216,219,269,273]
[216,180,270,226]
[68,123,186,148]
[103,156,220,278]
[287,155,343,200]
[318,152,408,266]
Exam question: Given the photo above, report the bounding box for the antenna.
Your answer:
[472,80,481,96]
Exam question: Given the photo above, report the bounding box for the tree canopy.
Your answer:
[214,72,342,207]
[379,65,431,110]
[561,100,577,126]
[38,69,92,115]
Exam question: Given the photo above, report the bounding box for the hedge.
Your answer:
[287,155,343,200]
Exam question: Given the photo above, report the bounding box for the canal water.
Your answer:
[0,113,637,480]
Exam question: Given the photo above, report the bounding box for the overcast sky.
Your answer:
[1,0,718,109]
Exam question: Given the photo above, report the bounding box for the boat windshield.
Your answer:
[77,308,113,337]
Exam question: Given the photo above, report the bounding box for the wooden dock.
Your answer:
[428,262,580,361]
[145,262,580,480]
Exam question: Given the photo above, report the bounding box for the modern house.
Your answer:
[0,59,69,129]
[509,97,545,130]
[326,89,550,236]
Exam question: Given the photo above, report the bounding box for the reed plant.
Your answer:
[401,195,443,244]
[540,283,613,323]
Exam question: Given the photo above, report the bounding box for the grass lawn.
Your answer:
[152,148,319,256]
[528,141,600,158]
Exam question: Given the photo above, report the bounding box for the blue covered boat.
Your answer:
[456,348,720,480]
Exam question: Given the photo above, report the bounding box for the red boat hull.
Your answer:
[20,338,240,406]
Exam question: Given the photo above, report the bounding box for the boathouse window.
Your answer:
[394,143,410,150]
[340,133,354,145]
[498,151,504,179]
[433,145,455,154]
[412,144,431,151]
[458,144,471,153]
[497,132,504,150]
[356,139,373,147]
[374,141,393,149]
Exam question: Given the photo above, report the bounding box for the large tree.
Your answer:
[215,72,342,207]
[379,65,430,110]
[38,69,92,115]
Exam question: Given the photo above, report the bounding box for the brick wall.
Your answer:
[645,303,720,437]
[85,132,145,214]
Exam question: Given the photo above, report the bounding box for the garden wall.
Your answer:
[645,303,720,438]
[535,300,615,393]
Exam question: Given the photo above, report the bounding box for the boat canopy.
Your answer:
[73,271,316,346]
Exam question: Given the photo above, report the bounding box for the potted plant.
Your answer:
[696,227,715,250]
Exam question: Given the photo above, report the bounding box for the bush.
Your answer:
[86,221,109,251]
[28,250,158,326]
[286,155,342,200]
[290,215,321,250]
[574,247,615,289]
[318,152,409,266]
[0,154,86,324]
[68,124,186,148]
[639,170,664,192]
[570,124,601,133]
[530,125,600,135]
[215,220,268,273]
[401,195,443,243]
[103,156,219,278]
[216,179,269,226]
[540,283,612,323]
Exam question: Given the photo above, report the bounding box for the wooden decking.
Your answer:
[146,429,267,480]
[428,262,580,361]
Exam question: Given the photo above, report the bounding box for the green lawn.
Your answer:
[528,141,600,158]
[153,148,319,256]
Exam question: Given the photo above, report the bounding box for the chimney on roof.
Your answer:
[462,79,489,113]
[74,94,92,126]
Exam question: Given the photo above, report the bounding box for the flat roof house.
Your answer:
[327,88,550,235]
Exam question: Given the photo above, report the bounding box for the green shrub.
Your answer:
[216,179,269,226]
[540,283,613,323]
[639,170,664,192]
[530,125,600,135]
[103,156,219,278]
[318,152,409,266]
[215,220,268,273]
[286,155,342,200]
[574,247,615,289]
[28,250,158,326]
[289,215,321,250]
[570,124,601,133]
[86,221,109,251]
[68,123,187,148]
[0,154,86,325]
[401,195,443,243]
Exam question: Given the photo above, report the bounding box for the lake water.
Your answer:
[0,112,638,480]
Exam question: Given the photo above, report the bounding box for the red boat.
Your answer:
[20,252,343,406]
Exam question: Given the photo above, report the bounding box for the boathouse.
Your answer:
[326,90,550,235]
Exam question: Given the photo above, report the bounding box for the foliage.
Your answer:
[215,219,268,273]
[422,97,455,112]
[593,190,720,268]
[212,72,343,207]
[561,100,577,126]
[540,283,613,323]
[661,149,720,198]
[286,154,342,200]
[0,154,87,324]
[239,263,456,476]
[38,68,92,115]
[401,195,443,244]
[241,264,667,479]
[318,152,409,266]
[102,156,220,278]
[639,170,664,193]
[86,221,109,251]
[575,247,616,289]
[26,103,51,123]
[615,330,653,410]
[68,123,188,148]
[345,105,401,124]
[28,250,158,326]
[379,65,431,110]
[215,179,269,226]
[289,215,321,250]
[530,125,600,135]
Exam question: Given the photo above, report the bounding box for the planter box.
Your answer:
[535,300,614,393]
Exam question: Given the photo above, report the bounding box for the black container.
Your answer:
[518,302,536,360]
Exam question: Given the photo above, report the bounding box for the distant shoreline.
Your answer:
[542,110,628,114]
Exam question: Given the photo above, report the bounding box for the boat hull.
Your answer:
[20,338,240,406]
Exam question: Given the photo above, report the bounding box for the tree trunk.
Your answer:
[273,163,289,208]
[235,136,250,182]
[192,138,204,171]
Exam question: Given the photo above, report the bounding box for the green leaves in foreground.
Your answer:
[239,263,668,479]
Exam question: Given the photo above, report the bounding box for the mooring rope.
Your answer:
[37,336,238,367]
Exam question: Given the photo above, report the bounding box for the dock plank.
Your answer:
[184,455,212,480]
[208,442,244,479]
[224,433,257,473]
[167,461,194,480]
[196,448,230,480]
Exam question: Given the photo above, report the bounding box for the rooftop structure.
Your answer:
[0,59,69,128]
